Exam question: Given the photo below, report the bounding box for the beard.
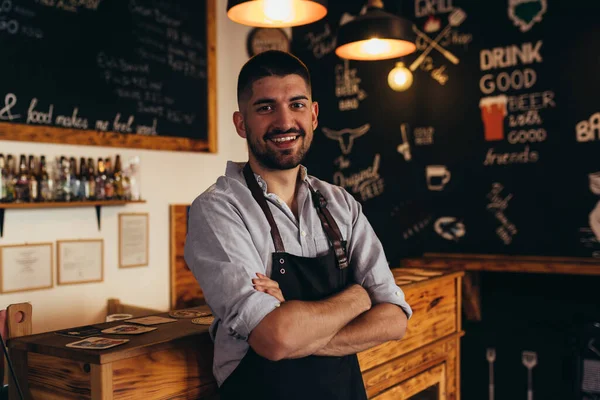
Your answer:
[247,127,312,170]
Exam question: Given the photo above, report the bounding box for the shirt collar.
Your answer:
[225,161,309,194]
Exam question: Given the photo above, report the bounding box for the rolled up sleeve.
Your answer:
[184,190,280,341]
[343,191,413,319]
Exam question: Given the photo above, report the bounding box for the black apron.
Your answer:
[219,164,368,400]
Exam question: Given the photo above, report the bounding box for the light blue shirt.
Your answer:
[184,161,412,386]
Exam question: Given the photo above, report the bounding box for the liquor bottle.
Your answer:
[78,158,89,200]
[104,157,115,200]
[5,155,16,202]
[62,156,73,202]
[15,155,30,202]
[113,155,124,200]
[55,156,66,201]
[125,156,141,201]
[0,154,6,202]
[87,158,96,200]
[95,158,106,200]
[39,156,54,202]
[69,157,80,201]
[28,155,39,202]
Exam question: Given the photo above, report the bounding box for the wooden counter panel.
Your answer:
[27,353,91,399]
[112,337,216,399]
[359,276,457,371]
[372,363,446,400]
[362,334,458,398]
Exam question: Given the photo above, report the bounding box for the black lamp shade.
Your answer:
[227,0,328,28]
[336,7,416,60]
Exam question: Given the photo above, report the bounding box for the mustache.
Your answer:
[264,128,305,140]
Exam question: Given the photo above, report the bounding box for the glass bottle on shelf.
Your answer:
[126,156,141,201]
[6,155,16,202]
[15,155,30,202]
[0,154,7,202]
[39,156,54,202]
[78,158,89,200]
[69,157,80,201]
[54,156,65,201]
[95,158,106,200]
[28,155,39,202]
[87,157,96,201]
[61,156,73,202]
[113,154,124,200]
[104,157,114,200]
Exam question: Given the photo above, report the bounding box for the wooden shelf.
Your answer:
[0,200,145,209]
[401,253,600,276]
[0,200,146,237]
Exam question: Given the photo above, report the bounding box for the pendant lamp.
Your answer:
[335,0,416,61]
[227,0,328,28]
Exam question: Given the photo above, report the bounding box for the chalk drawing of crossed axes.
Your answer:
[409,8,467,72]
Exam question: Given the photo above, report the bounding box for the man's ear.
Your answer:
[311,101,319,130]
[233,111,246,139]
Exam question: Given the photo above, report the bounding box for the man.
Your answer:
[184,50,412,400]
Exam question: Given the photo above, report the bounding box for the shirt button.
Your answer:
[301,230,307,237]
[395,291,402,297]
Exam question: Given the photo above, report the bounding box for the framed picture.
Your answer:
[57,239,104,285]
[0,243,53,294]
[119,213,149,268]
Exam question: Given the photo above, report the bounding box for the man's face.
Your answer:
[234,74,319,170]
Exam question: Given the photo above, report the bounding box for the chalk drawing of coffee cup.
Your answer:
[427,165,451,191]
[589,172,600,196]
[590,201,600,241]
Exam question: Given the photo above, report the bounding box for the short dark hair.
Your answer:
[237,50,311,106]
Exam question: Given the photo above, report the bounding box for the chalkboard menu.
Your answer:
[292,0,600,264]
[0,0,216,152]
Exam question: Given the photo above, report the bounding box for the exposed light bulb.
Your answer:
[263,0,295,24]
[388,62,413,91]
[360,38,393,56]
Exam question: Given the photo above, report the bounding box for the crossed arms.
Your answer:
[249,274,408,361]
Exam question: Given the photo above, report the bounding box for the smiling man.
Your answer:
[184,50,412,400]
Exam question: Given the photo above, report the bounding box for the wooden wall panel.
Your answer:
[170,204,205,309]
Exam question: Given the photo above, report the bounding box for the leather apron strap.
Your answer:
[306,182,349,270]
[242,163,348,269]
[243,163,285,253]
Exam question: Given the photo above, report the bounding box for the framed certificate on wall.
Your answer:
[57,239,104,285]
[119,213,149,268]
[0,243,53,294]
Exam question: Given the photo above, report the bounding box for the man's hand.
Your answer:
[253,273,285,303]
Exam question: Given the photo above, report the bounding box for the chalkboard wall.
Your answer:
[292,0,600,264]
[0,0,216,152]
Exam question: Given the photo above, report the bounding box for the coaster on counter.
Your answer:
[66,337,129,350]
[169,309,212,319]
[191,316,215,325]
[56,325,102,339]
[101,324,157,335]
[127,316,178,326]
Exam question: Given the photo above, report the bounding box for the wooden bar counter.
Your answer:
[8,307,218,400]
[8,268,463,400]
